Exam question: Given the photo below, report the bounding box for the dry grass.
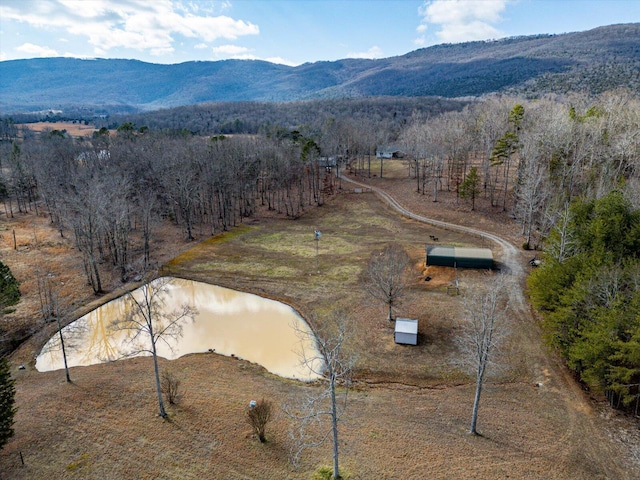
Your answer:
[18,122,104,138]
[2,170,639,479]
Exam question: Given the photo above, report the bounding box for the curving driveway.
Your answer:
[339,175,526,305]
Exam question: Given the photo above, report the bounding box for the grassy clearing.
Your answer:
[3,185,639,479]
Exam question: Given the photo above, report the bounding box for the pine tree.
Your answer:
[459,167,481,210]
[0,261,20,310]
[0,357,17,450]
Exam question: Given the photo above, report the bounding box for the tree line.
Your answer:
[3,89,639,270]
[528,191,640,413]
[398,89,640,249]
[92,96,467,136]
[0,127,347,294]
[3,89,639,295]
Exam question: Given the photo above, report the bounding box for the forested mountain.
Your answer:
[1,24,638,113]
[99,97,469,136]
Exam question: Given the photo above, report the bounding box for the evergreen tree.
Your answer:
[0,260,20,312]
[459,166,481,210]
[528,191,640,411]
[0,357,17,449]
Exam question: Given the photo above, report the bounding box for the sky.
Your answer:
[1,0,639,66]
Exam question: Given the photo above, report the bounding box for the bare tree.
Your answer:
[514,134,551,249]
[246,398,273,443]
[624,177,640,210]
[110,275,197,418]
[134,185,159,269]
[364,243,412,321]
[544,201,578,262]
[473,97,512,206]
[286,310,354,479]
[47,284,71,383]
[68,178,106,294]
[36,270,85,383]
[400,118,446,199]
[457,275,510,435]
[100,173,133,282]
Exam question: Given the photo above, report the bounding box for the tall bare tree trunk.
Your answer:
[330,373,341,479]
[150,319,167,418]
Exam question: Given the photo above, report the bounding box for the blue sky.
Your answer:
[1,1,638,66]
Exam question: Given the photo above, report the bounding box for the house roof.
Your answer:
[376,145,404,155]
[318,156,338,167]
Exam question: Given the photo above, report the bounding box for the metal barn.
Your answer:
[425,245,494,269]
[394,318,418,345]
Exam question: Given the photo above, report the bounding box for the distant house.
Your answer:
[376,145,405,159]
[394,318,418,345]
[425,245,494,269]
[318,156,339,169]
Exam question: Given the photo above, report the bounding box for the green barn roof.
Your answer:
[425,245,494,269]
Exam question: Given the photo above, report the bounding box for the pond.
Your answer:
[36,277,321,380]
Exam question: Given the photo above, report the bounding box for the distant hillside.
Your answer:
[1,23,638,113]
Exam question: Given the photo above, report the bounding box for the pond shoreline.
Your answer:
[36,277,321,381]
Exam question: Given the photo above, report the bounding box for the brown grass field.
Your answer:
[17,122,103,138]
[1,160,639,479]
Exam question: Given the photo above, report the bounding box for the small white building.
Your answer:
[394,318,418,345]
[376,145,405,159]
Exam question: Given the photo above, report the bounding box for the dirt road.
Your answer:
[340,175,525,296]
[340,174,640,478]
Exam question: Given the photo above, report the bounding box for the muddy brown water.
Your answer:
[35,277,321,380]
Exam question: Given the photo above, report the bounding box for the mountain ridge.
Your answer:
[1,23,638,113]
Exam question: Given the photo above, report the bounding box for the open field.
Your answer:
[2,164,639,479]
[17,122,102,138]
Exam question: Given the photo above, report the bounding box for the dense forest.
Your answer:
[529,192,640,413]
[98,96,469,136]
[1,88,639,412]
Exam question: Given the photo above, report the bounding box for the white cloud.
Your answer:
[265,56,297,67]
[212,44,250,55]
[417,0,510,44]
[227,53,259,61]
[16,42,60,57]
[0,0,259,57]
[346,45,384,59]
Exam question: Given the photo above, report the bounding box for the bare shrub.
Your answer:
[160,370,183,405]
[246,398,273,443]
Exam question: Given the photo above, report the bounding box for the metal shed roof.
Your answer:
[427,246,455,257]
[425,245,494,268]
[395,318,418,334]
[454,247,493,261]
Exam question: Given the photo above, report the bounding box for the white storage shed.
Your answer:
[394,318,418,345]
